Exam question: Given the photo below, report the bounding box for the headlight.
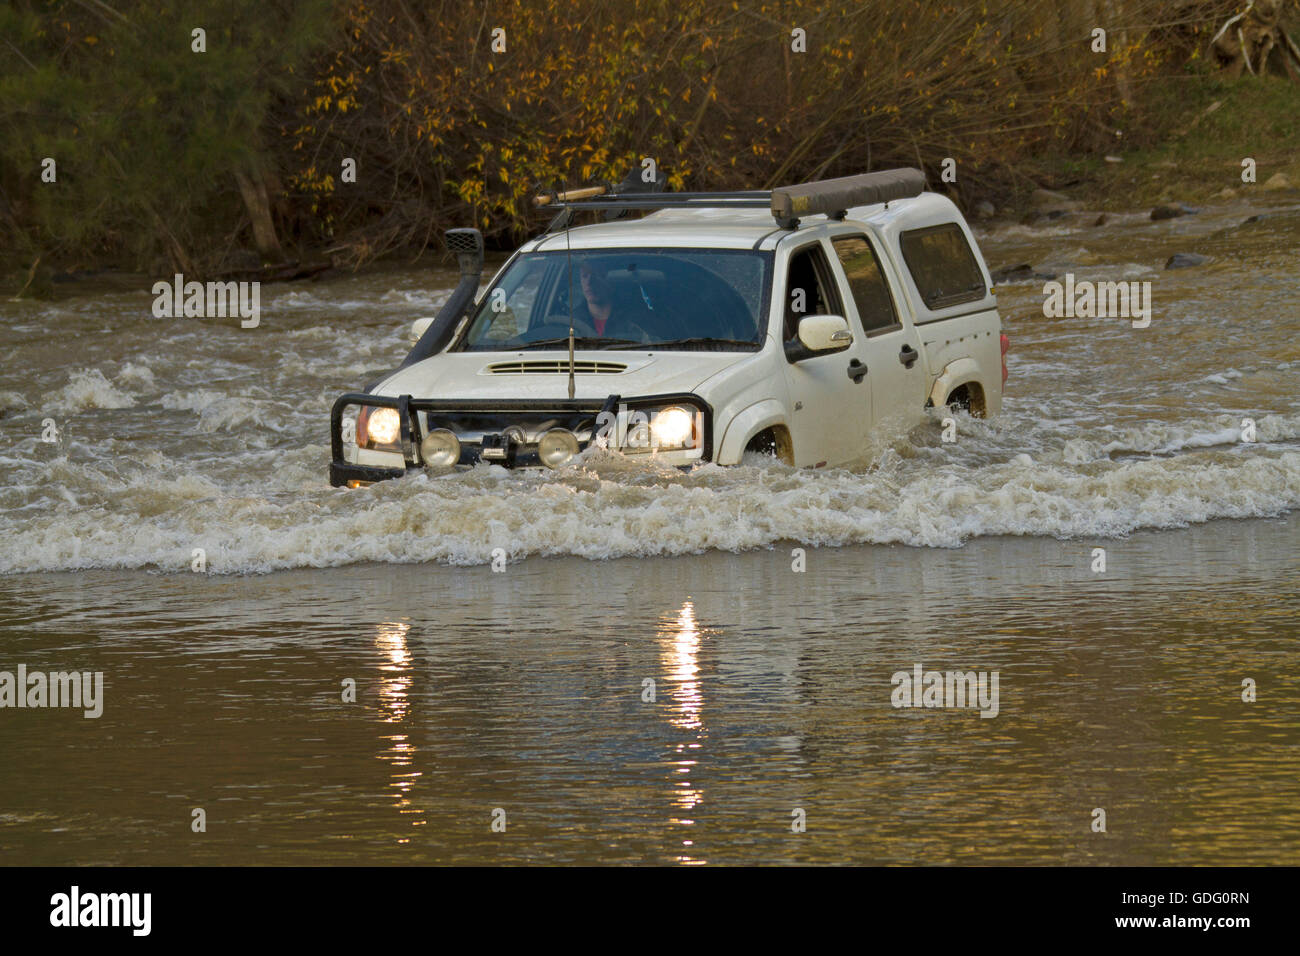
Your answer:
[650,406,696,450]
[358,406,402,448]
[623,405,700,453]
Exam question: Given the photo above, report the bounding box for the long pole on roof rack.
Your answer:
[547,192,771,205]
[533,185,608,206]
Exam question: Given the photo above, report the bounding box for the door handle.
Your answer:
[899,344,919,368]
[847,358,868,383]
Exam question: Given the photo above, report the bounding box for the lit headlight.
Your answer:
[624,405,700,453]
[650,406,697,450]
[362,406,402,447]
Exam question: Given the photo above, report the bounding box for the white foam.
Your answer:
[1203,369,1245,385]
[116,362,157,391]
[159,390,286,433]
[47,368,136,412]
[0,390,28,414]
[0,437,1294,573]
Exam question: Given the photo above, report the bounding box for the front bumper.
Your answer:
[329,392,712,487]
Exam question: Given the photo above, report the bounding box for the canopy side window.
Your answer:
[898,223,986,311]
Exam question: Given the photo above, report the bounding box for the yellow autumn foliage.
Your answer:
[286,0,1196,260]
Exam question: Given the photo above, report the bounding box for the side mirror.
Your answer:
[785,314,852,362]
[411,316,435,343]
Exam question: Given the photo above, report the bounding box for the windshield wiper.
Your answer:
[608,337,759,350]
[515,336,642,350]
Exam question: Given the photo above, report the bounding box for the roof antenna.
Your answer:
[565,194,576,400]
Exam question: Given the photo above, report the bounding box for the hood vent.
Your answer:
[488,360,627,375]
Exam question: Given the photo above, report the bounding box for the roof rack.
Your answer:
[537,167,926,232]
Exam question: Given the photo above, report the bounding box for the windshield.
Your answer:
[460,248,772,351]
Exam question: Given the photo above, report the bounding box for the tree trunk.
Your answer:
[233,164,286,264]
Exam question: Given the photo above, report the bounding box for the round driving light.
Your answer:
[538,428,579,468]
[650,406,696,449]
[420,428,460,468]
[367,407,402,446]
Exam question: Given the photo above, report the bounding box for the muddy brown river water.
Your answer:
[1,198,1297,864]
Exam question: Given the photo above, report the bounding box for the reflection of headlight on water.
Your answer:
[375,621,412,667]
[374,621,412,724]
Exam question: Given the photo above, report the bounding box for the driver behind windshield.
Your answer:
[572,260,652,342]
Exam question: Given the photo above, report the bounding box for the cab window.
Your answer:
[831,235,900,333]
[783,243,843,341]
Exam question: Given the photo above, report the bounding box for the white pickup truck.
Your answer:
[329,167,1008,486]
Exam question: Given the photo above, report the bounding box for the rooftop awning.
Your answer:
[770,168,927,224]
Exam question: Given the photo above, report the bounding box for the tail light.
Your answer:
[1000,333,1009,386]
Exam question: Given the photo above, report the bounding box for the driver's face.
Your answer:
[580,268,609,306]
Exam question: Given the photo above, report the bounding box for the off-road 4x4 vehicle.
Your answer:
[329,167,1008,486]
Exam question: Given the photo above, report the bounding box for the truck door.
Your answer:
[777,239,873,467]
[828,233,928,433]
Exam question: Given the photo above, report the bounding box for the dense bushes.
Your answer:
[0,0,1240,278]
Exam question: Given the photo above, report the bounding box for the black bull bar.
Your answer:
[329,392,712,486]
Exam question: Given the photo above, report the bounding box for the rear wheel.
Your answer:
[945,384,986,418]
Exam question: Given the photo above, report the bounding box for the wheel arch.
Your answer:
[716,399,792,464]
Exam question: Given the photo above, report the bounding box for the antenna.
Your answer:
[565,202,576,400]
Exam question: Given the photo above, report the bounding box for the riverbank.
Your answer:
[1019,74,1300,213]
[10,70,1299,302]
[12,0,1300,290]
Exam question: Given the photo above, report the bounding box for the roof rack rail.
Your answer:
[536,167,926,232]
